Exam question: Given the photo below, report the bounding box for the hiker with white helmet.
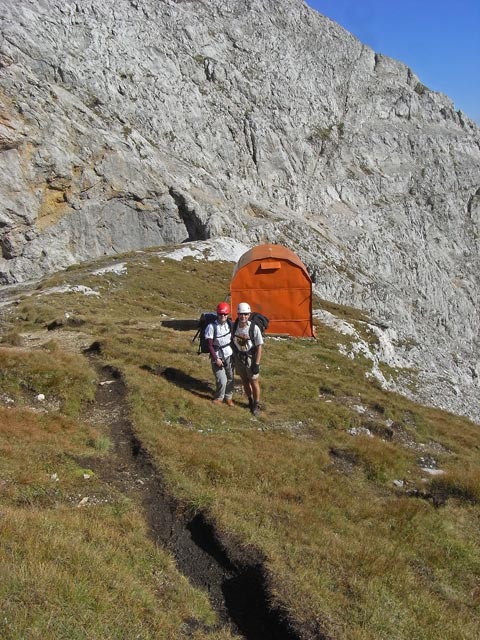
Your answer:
[205,302,235,406]
[232,302,264,416]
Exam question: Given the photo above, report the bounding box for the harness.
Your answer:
[233,320,258,364]
[212,320,232,359]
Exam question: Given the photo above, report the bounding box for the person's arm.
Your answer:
[207,325,224,367]
[206,324,221,365]
[253,326,263,365]
[207,338,218,362]
[251,326,263,374]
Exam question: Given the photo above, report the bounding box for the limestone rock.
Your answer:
[0,0,479,422]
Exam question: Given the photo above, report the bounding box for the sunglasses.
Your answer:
[217,312,229,316]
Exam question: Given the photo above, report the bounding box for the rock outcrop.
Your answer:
[1,0,479,421]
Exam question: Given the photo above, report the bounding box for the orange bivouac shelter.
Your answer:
[230,244,314,337]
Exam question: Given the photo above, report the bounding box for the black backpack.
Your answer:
[232,312,269,353]
[192,312,232,354]
[249,312,269,338]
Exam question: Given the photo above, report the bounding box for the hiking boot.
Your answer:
[212,399,223,406]
[252,403,261,417]
[225,399,234,407]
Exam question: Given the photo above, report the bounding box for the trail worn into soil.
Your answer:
[84,353,307,640]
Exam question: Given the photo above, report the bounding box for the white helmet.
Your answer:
[237,302,251,314]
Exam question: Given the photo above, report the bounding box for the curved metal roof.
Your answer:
[233,243,310,278]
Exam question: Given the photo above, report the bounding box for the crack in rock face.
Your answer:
[0,0,479,426]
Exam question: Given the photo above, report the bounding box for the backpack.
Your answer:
[192,312,232,354]
[249,312,269,338]
[232,312,269,353]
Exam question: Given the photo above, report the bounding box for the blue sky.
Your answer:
[305,0,480,124]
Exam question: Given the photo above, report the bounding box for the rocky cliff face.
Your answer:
[1,0,479,422]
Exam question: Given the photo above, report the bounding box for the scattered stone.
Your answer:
[353,405,367,414]
[420,468,445,476]
[91,263,127,276]
[417,455,438,469]
[348,427,373,437]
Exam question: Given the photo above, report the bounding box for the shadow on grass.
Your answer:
[160,319,198,331]
[142,364,213,400]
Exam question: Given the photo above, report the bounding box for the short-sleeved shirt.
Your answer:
[205,320,233,359]
[233,321,264,353]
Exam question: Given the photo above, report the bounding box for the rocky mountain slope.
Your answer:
[0,0,479,422]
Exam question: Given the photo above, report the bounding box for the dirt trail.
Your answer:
[2,323,312,639]
[82,349,303,640]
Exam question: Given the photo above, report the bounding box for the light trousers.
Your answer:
[211,356,234,400]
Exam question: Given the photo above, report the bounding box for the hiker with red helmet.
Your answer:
[205,302,235,406]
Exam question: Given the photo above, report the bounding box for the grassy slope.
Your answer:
[1,249,479,639]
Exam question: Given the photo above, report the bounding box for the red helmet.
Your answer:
[216,302,231,315]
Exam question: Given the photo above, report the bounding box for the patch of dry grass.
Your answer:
[1,249,479,639]
[0,503,227,640]
[0,347,96,416]
[0,393,234,639]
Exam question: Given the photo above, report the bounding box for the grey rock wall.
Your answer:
[0,0,479,421]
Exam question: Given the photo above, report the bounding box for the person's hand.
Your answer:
[251,363,260,375]
[216,358,224,368]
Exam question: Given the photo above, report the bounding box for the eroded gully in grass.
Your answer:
[84,353,306,640]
